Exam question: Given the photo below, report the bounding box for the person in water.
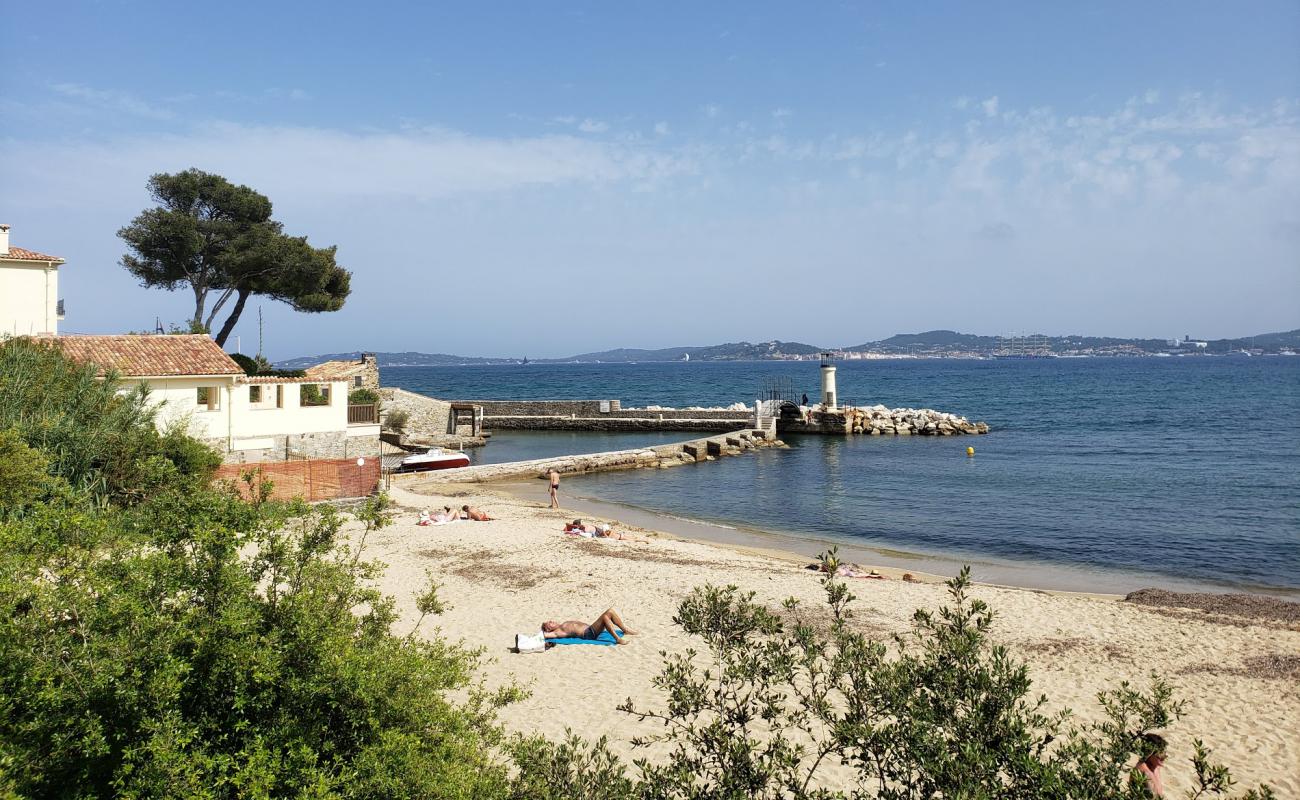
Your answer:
[1132,733,1168,797]
[541,608,637,645]
[461,505,494,521]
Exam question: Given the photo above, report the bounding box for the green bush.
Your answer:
[384,409,410,433]
[0,487,518,798]
[0,337,219,505]
[350,387,381,406]
[529,551,1276,799]
[0,340,518,797]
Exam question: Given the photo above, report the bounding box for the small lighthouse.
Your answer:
[819,352,838,410]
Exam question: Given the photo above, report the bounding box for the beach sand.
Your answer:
[364,482,1299,796]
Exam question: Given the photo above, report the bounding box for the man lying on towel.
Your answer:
[541,608,637,645]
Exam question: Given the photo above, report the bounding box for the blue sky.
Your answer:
[3,1,1297,358]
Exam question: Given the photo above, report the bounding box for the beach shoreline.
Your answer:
[370,479,1299,797]
[487,476,1288,599]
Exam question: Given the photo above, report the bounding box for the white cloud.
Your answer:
[654,121,670,136]
[577,118,609,133]
[51,82,175,120]
[702,103,721,118]
[0,123,699,209]
[772,108,792,119]
[982,96,1000,118]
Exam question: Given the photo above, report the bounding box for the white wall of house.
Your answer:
[0,261,60,336]
[137,378,363,444]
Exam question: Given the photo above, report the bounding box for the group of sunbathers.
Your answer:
[562,518,646,542]
[417,505,494,525]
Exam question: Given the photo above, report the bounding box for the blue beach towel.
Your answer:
[548,629,624,646]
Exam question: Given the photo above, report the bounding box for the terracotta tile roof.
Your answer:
[303,359,367,379]
[55,334,243,377]
[2,246,66,263]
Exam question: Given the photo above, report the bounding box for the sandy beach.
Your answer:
[366,481,1300,796]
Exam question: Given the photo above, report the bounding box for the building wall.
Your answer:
[138,377,365,455]
[0,262,59,336]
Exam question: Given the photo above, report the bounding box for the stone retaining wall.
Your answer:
[483,417,751,432]
[379,388,452,436]
[215,432,380,464]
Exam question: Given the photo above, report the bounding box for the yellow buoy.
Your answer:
[966,446,975,457]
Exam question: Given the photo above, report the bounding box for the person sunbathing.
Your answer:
[563,519,646,542]
[461,505,494,521]
[431,506,458,524]
[806,561,887,579]
[541,608,637,645]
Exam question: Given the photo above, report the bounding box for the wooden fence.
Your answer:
[348,403,378,424]
[214,457,380,502]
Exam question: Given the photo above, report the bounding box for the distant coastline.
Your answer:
[277,327,1300,368]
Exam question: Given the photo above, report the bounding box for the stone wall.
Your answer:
[216,432,381,464]
[463,399,750,421]
[358,353,380,391]
[468,399,621,416]
[379,388,452,436]
[484,417,751,432]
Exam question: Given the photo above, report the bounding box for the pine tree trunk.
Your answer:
[214,289,251,348]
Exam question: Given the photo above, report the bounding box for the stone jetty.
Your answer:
[393,427,785,487]
[783,405,990,436]
[379,387,988,442]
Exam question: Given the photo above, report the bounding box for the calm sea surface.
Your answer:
[387,358,1300,595]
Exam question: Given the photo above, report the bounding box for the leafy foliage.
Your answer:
[384,409,410,433]
[0,337,220,505]
[349,387,381,406]
[604,550,1276,799]
[0,343,516,798]
[118,168,351,346]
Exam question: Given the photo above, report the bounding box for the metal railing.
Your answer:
[348,403,377,424]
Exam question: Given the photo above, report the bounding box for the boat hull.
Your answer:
[396,453,471,473]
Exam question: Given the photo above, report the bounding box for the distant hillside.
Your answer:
[848,330,1001,352]
[275,351,517,369]
[278,329,1300,367]
[561,340,823,363]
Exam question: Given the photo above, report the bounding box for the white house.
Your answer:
[55,334,380,463]
[1,224,66,337]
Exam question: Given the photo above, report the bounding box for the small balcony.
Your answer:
[348,403,377,425]
[57,299,65,319]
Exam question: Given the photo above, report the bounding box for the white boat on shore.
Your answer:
[395,448,471,473]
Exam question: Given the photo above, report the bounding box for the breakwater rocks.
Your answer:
[783,405,989,436]
[394,428,785,487]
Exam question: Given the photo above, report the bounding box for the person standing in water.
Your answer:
[548,468,560,509]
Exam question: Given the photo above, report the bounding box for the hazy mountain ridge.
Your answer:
[277,329,1300,367]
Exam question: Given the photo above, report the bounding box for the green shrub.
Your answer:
[0,338,218,505]
[0,490,517,798]
[384,409,410,433]
[349,387,380,406]
[598,551,1273,799]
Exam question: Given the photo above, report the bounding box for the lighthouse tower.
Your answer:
[819,352,838,410]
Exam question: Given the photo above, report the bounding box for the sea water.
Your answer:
[388,358,1300,595]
